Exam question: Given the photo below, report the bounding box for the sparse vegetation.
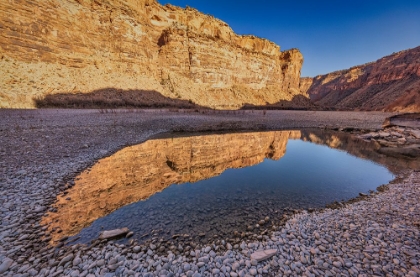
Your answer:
[240,95,317,111]
[33,88,207,110]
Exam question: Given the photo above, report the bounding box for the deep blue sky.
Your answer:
[158,0,420,77]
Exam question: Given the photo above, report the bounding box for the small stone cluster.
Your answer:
[358,125,420,159]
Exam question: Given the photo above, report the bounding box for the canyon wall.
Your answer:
[301,46,420,112]
[42,130,301,241]
[0,0,304,109]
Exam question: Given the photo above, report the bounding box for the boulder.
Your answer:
[250,249,277,262]
[99,228,129,240]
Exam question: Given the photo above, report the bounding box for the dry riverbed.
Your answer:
[0,109,419,277]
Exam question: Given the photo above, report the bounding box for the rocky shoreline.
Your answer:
[0,109,419,277]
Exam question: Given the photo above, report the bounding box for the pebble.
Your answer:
[96,259,105,267]
[249,268,257,275]
[409,271,419,277]
[0,258,13,274]
[59,254,74,266]
[197,262,205,267]
[73,257,82,266]
[333,261,342,268]
[183,263,190,271]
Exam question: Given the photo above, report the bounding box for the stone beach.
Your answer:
[0,109,419,277]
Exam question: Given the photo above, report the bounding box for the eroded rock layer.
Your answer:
[301,46,420,112]
[0,0,303,109]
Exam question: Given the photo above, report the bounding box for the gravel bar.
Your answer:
[1,109,419,277]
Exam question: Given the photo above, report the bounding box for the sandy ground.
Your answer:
[1,109,419,277]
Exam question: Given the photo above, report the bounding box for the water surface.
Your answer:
[43,130,395,245]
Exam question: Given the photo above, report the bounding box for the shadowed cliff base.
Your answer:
[34,89,321,111]
[311,77,420,112]
[33,88,208,109]
[240,95,321,110]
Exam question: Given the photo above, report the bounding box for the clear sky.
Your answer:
[158,0,420,77]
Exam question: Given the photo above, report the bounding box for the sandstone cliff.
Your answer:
[0,0,304,109]
[301,46,420,112]
[42,130,301,241]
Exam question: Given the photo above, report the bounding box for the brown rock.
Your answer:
[99,201,106,209]
[251,249,277,262]
[378,131,391,137]
[378,146,420,158]
[409,130,420,139]
[99,228,129,240]
[0,0,304,109]
[301,46,420,112]
[383,113,420,128]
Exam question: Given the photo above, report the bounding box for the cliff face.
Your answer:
[0,0,304,109]
[42,130,301,241]
[301,46,420,112]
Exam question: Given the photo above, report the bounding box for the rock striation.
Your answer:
[301,46,420,112]
[0,0,304,109]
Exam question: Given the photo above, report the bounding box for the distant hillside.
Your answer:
[301,46,420,112]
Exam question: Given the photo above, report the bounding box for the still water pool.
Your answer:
[44,130,395,245]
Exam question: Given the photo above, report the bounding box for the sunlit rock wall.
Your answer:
[0,0,304,108]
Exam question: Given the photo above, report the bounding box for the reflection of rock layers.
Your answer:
[300,130,420,172]
[42,130,300,242]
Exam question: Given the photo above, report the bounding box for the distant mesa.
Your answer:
[301,46,420,112]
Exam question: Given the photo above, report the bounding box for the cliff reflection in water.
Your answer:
[43,131,301,242]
